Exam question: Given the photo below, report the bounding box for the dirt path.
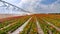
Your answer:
[11,17,32,34]
[47,28,52,34]
[36,18,44,34]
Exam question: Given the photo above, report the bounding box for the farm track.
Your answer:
[36,18,44,34]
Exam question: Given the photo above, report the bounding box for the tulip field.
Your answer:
[0,15,31,34]
[36,14,60,34]
[0,14,60,34]
[20,16,38,34]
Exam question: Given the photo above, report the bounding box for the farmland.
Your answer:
[0,14,60,34]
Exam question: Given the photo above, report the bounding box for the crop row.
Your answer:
[0,16,31,34]
[20,17,38,34]
[43,17,60,28]
[0,18,18,28]
[37,17,60,34]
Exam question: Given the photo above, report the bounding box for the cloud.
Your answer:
[3,0,21,4]
[33,0,60,13]
[0,7,26,14]
[18,0,60,13]
[18,0,42,13]
[0,0,27,14]
[0,0,60,14]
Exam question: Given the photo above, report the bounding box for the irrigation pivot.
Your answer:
[0,0,32,13]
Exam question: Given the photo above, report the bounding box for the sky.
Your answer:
[0,0,60,14]
[41,0,57,5]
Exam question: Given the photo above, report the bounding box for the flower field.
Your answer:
[0,14,60,34]
[20,16,38,34]
[0,15,31,34]
[36,14,60,34]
